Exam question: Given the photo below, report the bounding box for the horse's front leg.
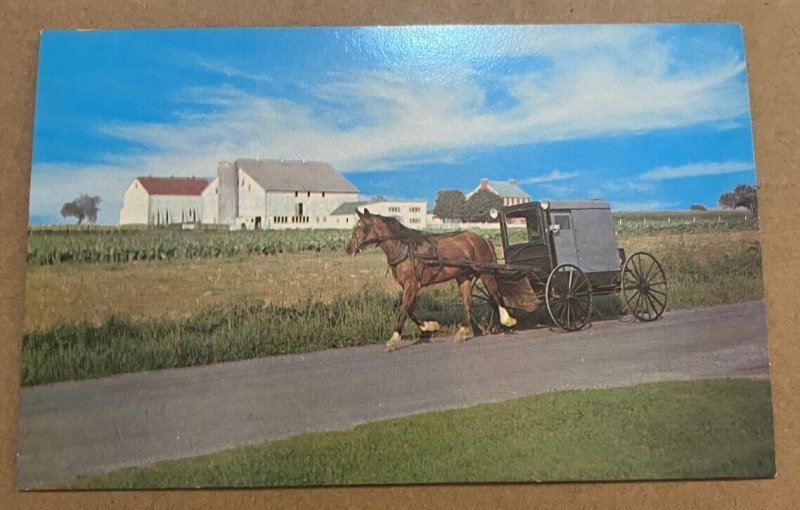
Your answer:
[386,282,420,352]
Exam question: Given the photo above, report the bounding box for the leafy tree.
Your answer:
[61,194,101,224]
[689,204,707,211]
[719,184,757,215]
[464,189,504,222]
[432,190,467,220]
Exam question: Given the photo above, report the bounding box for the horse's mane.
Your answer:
[371,214,462,242]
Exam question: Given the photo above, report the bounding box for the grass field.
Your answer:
[69,378,775,488]
[21,230,763,386]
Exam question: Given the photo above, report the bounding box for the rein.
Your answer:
[354,221,460,278]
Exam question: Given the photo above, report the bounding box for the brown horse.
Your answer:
[346,208,517,352]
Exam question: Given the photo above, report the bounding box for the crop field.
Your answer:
[26,211,755,266]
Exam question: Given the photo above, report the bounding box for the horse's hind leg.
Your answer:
[480,274,517,328]
[453,276,474,342]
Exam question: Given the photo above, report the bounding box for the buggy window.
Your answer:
[552,213,571,230]
[506,210,543,246]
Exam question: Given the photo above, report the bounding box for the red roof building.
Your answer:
[136,177,210,196]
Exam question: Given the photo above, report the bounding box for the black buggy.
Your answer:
[469,200,668,333]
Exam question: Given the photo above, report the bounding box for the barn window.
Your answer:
[322,192,325,198]
[295,191,298,197]
[307,191,311,197]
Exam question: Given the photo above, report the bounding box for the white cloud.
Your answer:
[520,170,578,184]
[194,57,274,83]
[539,182,579,199]
[640,161,752,180]
[31,26,751,223]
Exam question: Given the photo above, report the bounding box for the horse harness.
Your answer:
[355,224,459,280]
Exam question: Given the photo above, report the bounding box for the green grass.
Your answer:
[21,286,465,386]
[21,241,763,386]
[70,379,775,488]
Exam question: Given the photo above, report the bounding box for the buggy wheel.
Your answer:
[622,251,667,321]
[470,278,500,335]
[545,264,593,331]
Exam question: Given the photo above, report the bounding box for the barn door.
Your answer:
[550,212,578,266]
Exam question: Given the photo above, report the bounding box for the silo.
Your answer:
[217,161,238,226]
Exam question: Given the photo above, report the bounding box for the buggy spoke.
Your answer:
[648,291,665,311]
[644,292,659,319]
[649,287,667,297]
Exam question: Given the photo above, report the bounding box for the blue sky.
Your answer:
[30,24,756,224]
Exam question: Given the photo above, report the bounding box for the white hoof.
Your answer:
[499,306,517,328]
[453,326,473,343]
[385,332,401,352]
[420,321,441,332]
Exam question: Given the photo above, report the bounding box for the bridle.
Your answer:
[352,219,414,267]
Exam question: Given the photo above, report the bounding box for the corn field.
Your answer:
[27,228,354,266]
[27,211,757,266]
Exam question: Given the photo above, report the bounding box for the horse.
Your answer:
[345,208,517,352]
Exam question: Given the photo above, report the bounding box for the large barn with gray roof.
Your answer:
[120,159,361,229]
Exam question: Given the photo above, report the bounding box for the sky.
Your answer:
[30,24,757,224]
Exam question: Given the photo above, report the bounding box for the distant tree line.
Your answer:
[61,195,101,224]
[719,184,757,215]
[432,189,504,222]
[686,184,757,214]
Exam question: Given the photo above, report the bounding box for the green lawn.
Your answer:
[71,379,775,488]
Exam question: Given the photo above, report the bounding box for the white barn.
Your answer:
[119,177,210,226]
[209,159,360,230]
[328,199,427,229]
[120,159,360,229]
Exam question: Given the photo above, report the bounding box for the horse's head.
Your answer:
[346,208,381,256]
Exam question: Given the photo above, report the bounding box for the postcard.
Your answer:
[19,24,774,489]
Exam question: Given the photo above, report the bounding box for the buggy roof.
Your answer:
[547,199,611,211]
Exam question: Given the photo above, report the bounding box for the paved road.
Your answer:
[17,301,770,489]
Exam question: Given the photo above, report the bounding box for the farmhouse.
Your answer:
[119,176,210,226]
[328,199,427,229]
[467,178,531,207]
[120,159,360,229]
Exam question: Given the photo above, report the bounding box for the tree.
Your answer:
[719,184,757,215]
[61,194,101,224]
[432,189,467,220]
[464,189,504,222]
[689,204,707,211]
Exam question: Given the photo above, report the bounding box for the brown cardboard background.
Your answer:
[1,1,797,508]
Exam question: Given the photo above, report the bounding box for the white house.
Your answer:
[119,177,210,226]
[467,178,531,207]
[328,199,427,229]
